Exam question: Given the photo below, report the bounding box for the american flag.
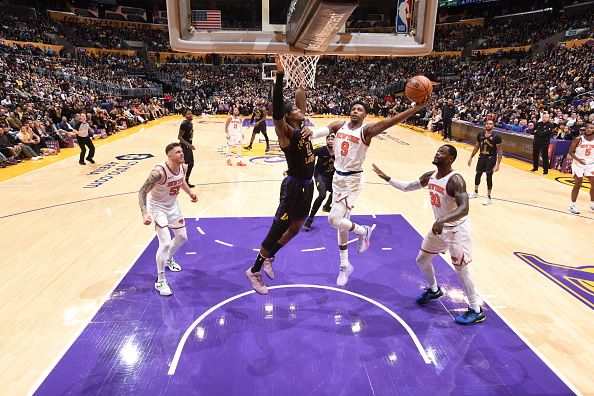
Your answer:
[191,10,222,30]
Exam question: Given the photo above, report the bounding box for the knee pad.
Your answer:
[262,218,290,251]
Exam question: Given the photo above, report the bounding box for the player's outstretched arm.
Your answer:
[364,101,428,141]
[138,167,164,224]
[312,120,344,139]
[272,55,291,147]
[372,163,429,191]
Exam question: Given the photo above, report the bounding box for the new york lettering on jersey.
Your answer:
[427,171,466,226]
[333,123,369,172]
[148,162,185,206]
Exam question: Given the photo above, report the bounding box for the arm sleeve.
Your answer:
[273,72,285,120]
[312,126,330,139]
[387,178,423,192]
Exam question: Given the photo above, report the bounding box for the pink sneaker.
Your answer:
[262,257,275,279]
[246,268,268,294]
[237,161,247,167]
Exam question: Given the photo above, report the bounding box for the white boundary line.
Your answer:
[301,247,325,252]
[214,240,234,247]
[196,227,205,235]
[28,235,155,396]
[398,214,581,395]
[167,283,432,375]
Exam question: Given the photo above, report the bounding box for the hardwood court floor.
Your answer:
[1,115,592,395]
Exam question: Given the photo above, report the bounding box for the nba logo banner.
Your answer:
[396,0,412,33]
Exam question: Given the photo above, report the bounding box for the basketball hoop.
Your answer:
[279,53,320,89]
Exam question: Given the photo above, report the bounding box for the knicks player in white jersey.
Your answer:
[372,145,485,325]
[138,142,197,296]
[313,99,428,286]
[225,106,246,167]
[568,123,594,214]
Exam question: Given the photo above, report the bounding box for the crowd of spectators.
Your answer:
[0,14,59,44]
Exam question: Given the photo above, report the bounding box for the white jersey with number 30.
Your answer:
[333,123,369,173]
[427,170,466,227]
[148,162,185,209]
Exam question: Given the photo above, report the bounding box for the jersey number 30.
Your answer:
[340,141,349,156]
[430,192,442,207]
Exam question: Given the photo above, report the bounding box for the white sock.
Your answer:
[351,223,366,236]
[339,249,349,267]
[416,251,438,292]
[456,265,480,312]
[570,201,576,206]
[157,271,166,282]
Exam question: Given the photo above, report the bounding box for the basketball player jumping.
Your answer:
[467,119,502,206]
[138,143,197,296]
[372,145,485,325]
[225,106,246,166]
[568,123,594,214]
[313,99,428,286]
[245,100,270,152]
[245,55,314,294]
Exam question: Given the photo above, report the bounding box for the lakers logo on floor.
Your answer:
[515,252,594,310]
[555,176,591,191]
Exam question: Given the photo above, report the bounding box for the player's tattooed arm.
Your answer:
[138,167,163,215]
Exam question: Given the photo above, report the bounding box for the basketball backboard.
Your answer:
[166,0,438,56]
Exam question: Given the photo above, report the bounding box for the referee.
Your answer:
[468,119,502,206]
[178,110,195,187]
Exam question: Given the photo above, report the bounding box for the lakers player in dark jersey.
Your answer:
[304,133,335,231]
[467,119,502,206]
[245,100,270,152]
[246,55,315,294]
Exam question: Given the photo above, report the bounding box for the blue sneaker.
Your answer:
[455,307,486,325]
[415,287,444,304]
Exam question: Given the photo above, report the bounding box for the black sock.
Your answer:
[251,253,266,273]
[268,242,284,257]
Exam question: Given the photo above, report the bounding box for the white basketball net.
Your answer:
[279,54,320,89]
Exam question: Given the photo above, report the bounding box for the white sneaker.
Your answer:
[469,192,479,199]
[246,268,268,295]
[337,263,354,287]
[31,156,41,161]
[154,279,173,296]
[569,205,580,214]
[166,257,182,272]
[262,257,275,280]
[483,197,492,206]
[357,225,373,254]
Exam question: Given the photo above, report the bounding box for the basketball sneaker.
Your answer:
[482,197,492,206]
[454,307,486,325]
[303,217,313,231]
[166,257,181,272]
[415,287,444,304]
[265,146,270,153]
[244,146,252,151]
[469,192,479,199]
[569,204,580,214]
[154,279,173,296]
[246,269,268,295]
[237,161,247,166]
[357,225,373,253]
[227,159,233,166]
[336,263,354,287]
[262,257,275,280]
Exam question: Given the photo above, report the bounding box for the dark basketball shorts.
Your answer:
[253,122,267,134]
[181,143,194,165]
[315,173,333,193]
[274,176,314,221]
[476,156,496,174]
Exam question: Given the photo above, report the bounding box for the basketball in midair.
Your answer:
[405,75,433,103]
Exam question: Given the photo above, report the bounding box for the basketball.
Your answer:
[405,75,433,103]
